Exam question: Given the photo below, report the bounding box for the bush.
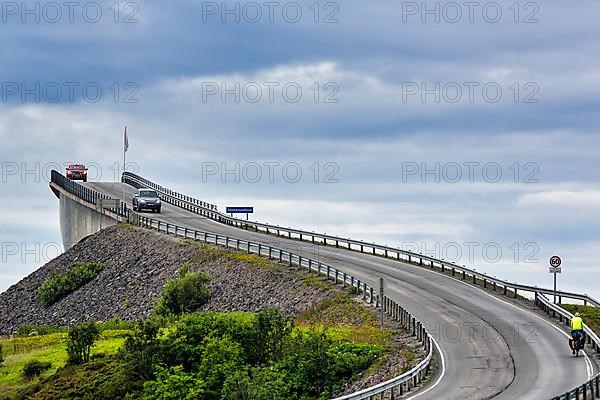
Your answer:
[221,366,291,400]
[153,267,211,316]
[38,261,104,306]
[143,366,205,400]
[22,359,52,380]
[196,335,244,396]
[120,319,161,388]
[67,321,100,364]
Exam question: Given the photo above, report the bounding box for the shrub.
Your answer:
[280,329,333,396]
[255,308,292,363]
[221,366,291,400]
[67,321,100,364]
[38,261,104,306]
[142,366,205,400]
[22,359,52,380]
[196,335,244,396]
[153,267,211,316]
[120,318,161,387]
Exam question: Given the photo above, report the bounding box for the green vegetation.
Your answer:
[562,304,600,334]
[183,241,275,270]
[66,322,100,364]
[38,261,104,306]
[22,361,51,380]
[153,264,212,316]
[0,329,128,399]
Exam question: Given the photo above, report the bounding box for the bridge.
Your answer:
[49,170,600,400]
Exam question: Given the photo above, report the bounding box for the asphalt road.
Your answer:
[85,182,595,400]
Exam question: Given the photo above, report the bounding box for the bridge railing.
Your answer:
[536,293,600,400]
[121,172,600,308]
[51,170,130,218]
[135,215,435,400]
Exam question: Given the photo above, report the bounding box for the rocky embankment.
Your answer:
[0,225,334,335]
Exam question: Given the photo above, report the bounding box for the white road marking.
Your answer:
[405,335,446,400]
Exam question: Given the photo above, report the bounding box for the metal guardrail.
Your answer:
[52,170,435,399]
[122,172,600,308]
[536,293,600,399]
[51,170,130,218]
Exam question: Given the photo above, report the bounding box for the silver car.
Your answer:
[132,189,162,213]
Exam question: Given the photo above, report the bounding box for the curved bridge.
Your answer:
[50,171,599,399]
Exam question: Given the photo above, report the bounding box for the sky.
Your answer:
[0,0,599,298]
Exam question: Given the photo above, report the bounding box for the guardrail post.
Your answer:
[343,273,347,288]
[248,241,252,254]
[483,279,487,288]
[514,288,518,299]
[326,265,330,280]
[462,270,466,280]
[370,287,374,303]
[289,253,292,266]
[493,282,497,291]
[472,274,476,284]
[451,267,455,276]
[278,249,282,262]
[360,244,364,252]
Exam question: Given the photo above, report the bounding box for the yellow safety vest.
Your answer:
[571,316,584,331]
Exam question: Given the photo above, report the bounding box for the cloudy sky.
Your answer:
[0,0,599,297]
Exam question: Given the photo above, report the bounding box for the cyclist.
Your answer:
[570,312,584,355]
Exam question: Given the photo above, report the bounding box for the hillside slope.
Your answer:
[0,225,334,335]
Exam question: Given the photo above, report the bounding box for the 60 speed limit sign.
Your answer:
[549,256,562,273]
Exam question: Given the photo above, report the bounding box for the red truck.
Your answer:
[66,163,88,182]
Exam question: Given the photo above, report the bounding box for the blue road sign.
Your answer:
[226,207,254,214]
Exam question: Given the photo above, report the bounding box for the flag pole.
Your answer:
[122,126,127,219]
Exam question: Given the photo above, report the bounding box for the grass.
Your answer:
[561,304,600,335]
[0,330,128,398]
[297,292,391,346]
[183,240,278,270]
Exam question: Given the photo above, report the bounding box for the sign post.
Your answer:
[549,256,562,304]
[379,277,384,330]
[226,207,254,221]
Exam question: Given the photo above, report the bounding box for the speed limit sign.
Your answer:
[549,256,562,273]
